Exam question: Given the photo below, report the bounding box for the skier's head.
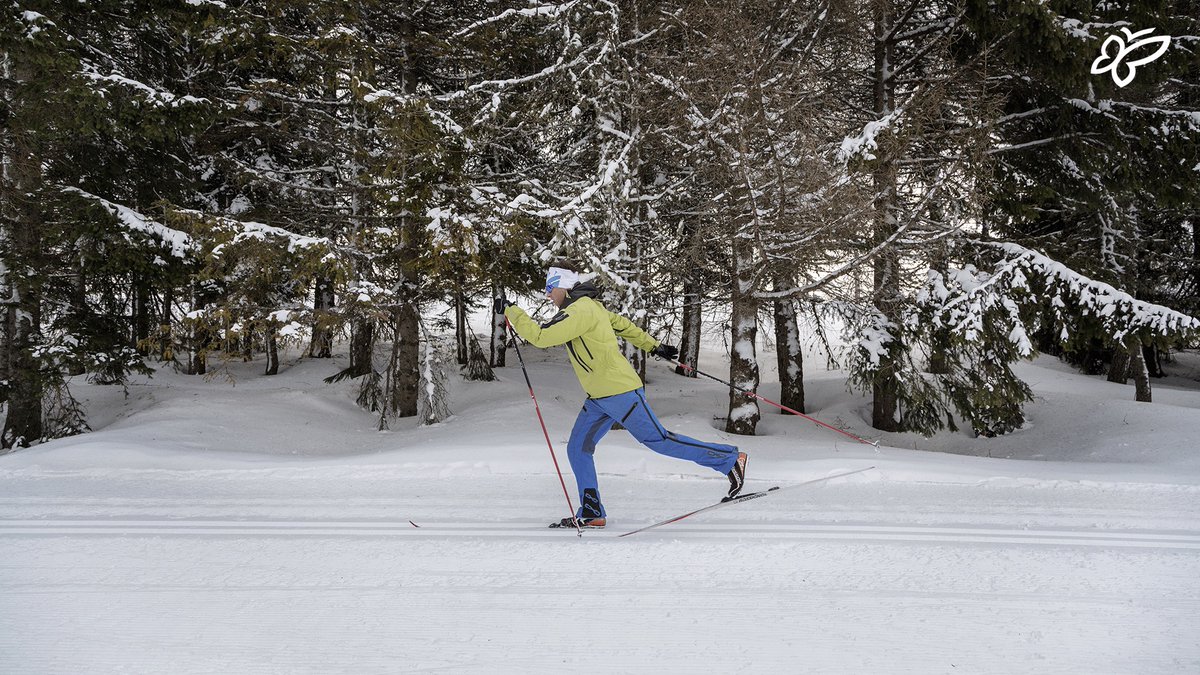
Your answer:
[545,259,581,308]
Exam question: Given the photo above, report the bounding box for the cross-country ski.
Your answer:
[618,467,875,537]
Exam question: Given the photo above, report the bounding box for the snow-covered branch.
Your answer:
[79,66,209,108]
[449,2,575,39]
[980,241,1200,341]
[61,188,194,258]
[837,108,904,163]
[173,209,330,255]
[938,241,1200,345]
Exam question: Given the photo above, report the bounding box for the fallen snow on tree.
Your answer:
[62,188,194,258]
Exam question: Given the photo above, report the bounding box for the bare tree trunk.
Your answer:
[772,276,805,414]
[1,51,43,449]
[454,286,468,366]
[388,12,420,419]
[1107,343,1130,384]
[384,205,423,418]
[1128,336,1151,402]
[0,51,10,400]
[308,275,334,358]
[187,281,208,376]
[489,282,507,367]
[870,0,901,432]
[159,285,174,364]
[66,253,88,376]
[927,237,951,376]
[1188,41,1200,303]
[192,342,206,374]
[132,273,151,353]
[1,152,41,442]
[392,302,420,417]
[725,238,760,435]
[1144,346,1164,378]
[350,319,375,377]
[625,4,649,387]
[871,239,902,431]
[677,276,701,377]
[676,210,704,376]
[347,24,377,381]
[264,328,279,375]
[2,281,41,449]
[0,299,12,402]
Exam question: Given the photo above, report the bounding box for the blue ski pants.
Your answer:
[566,388,739,518]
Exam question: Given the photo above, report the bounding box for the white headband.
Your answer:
[545,266,581,293]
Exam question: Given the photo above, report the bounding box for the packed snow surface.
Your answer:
[3,344,1199,673]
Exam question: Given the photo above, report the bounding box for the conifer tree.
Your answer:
[966,0,1200,401]
[2,2,210,448]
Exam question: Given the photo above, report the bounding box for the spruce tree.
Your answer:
[2,2,210,448]
[967,0,1200,400]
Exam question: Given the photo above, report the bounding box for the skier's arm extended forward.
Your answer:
[608,312,660,352]
[504,305,587,348]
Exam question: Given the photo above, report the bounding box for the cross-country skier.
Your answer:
[497,261,748,529]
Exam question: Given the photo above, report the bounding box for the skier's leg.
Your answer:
[596,389,739,474]
[565,398,614,518]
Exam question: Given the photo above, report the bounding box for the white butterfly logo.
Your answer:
[1091,27,1172,88]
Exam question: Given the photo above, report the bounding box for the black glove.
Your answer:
[493,296,513,314]
[651,343,679,360]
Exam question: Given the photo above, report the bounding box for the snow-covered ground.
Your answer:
[2,342,1199,673]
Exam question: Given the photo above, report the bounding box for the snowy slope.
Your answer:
[2,345,1199,673]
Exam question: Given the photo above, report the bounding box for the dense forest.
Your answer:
[2,0,1198,450]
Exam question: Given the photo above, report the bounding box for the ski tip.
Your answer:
[767,486,780,492]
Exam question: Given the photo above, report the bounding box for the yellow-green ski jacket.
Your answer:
[504,283,659,399]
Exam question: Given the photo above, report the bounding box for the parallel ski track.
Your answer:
[3,518,1199,549]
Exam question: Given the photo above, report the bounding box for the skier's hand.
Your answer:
[493,296,514,314]
[650,343,679,360]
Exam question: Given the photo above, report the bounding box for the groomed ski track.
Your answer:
[3,518,1200,549]
[3,472,1199,674]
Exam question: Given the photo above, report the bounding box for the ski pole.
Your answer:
[504,316,582,536]
[661,357,880,447]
